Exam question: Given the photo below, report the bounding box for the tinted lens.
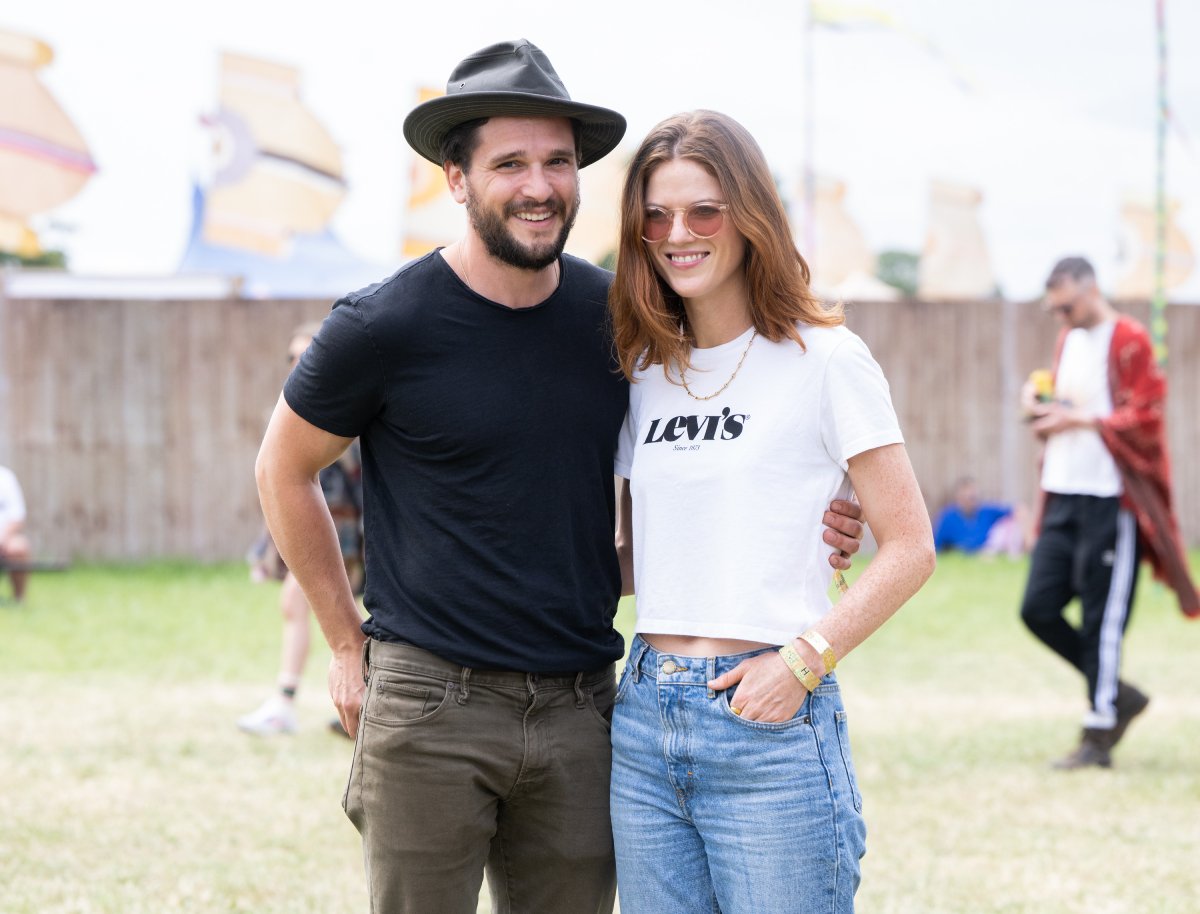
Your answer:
[642,208,672,242]
[685,204,725,238]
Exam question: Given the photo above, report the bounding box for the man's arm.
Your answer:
[615,476,634,597]
[0,520,22,548]
[1098,322,1165,451]
[708,444,934,721]
[256,394,366,734]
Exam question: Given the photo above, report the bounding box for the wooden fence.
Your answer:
[1,292,1197,561]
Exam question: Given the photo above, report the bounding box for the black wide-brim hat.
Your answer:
[403,39,627,168]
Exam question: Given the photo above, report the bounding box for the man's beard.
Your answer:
[465,182,579,271]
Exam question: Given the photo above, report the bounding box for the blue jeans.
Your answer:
[610,636,867,914]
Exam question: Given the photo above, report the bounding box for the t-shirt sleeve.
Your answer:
[283,299,386,438]
[819,333,904,469]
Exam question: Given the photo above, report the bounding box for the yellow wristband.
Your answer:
[798,629,837,673]
[778,643,822,691]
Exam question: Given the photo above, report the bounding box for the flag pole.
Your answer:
[1152,0,1168,366]
[804,0,817,261]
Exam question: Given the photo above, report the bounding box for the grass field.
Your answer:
[1,554,1198,913]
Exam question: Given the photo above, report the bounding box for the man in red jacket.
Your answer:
[1020,256,1198,770]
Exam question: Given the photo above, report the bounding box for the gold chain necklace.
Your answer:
[459,246,473,292]
[681,329,757,401]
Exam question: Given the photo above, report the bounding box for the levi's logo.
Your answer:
[643,407,749,444]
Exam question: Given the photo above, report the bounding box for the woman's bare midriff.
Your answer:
[641,633,774,658]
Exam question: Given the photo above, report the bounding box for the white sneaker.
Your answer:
[237,697,297,735]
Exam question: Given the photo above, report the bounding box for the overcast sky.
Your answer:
[7,0,1200,300]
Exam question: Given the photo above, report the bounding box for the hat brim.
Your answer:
[403,92,627,168]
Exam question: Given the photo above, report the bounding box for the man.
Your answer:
[1020,256,1198,771]
[256,39,864,913]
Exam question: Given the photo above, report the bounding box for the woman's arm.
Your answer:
[707,443,935,722]
[810,442,936,661]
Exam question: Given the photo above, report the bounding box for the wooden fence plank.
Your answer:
[0,295,1196,560]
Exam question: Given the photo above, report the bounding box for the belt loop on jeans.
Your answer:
[706,656,717,699]
[457,667,471,705]
[360,638,372,684]
[630,639,650,683]
[573,672,586,708]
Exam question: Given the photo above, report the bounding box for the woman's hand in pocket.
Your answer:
[707,652,808,723]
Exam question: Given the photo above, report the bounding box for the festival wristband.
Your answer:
[778,643,822,691]
[798,629,837,673]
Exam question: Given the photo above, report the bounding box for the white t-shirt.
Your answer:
[614,323,903,644]
[1041,321,1122,497]
[0,466,26,528]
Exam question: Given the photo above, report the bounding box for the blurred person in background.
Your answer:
[933,475,1029,558]
[1020,256,1198,770]
[238,322,363,737]
[0,464,31,603]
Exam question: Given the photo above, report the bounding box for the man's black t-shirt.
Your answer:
[284,251,628,672]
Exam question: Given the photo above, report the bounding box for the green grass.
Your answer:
[1,555,1198,912]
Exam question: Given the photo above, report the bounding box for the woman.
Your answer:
[608,110,935,913]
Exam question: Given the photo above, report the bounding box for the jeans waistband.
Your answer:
[626,634,839,693]
[626,634,780,684]
[364,638,615,690]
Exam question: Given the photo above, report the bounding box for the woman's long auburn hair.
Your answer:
[609,110,843,382]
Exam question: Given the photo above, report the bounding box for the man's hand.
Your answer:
[1019,378,1044,416]
[329,642,368,738]
[1030,402,1095,438]
[824,498,864,571]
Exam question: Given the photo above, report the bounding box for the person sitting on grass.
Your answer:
[933,475,1028,557]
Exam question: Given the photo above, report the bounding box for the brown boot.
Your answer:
[1051,729,1112,770]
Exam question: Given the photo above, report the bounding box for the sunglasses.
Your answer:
[641,202,729,243]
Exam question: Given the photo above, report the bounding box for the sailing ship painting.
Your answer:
[400,86,471,260]
[179,52,384,297]
[1114,193,1196,300]
[0,29,96,258]
[918,179,996,300]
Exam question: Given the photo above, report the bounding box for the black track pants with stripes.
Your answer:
[1020,493,1141,728]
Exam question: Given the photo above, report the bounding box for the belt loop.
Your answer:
[457,667,471,705]
[630,639,649,683]
[526,673,537,699]
[360,638,372,684]
[707,656,719,699]
[574,672,586,708]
